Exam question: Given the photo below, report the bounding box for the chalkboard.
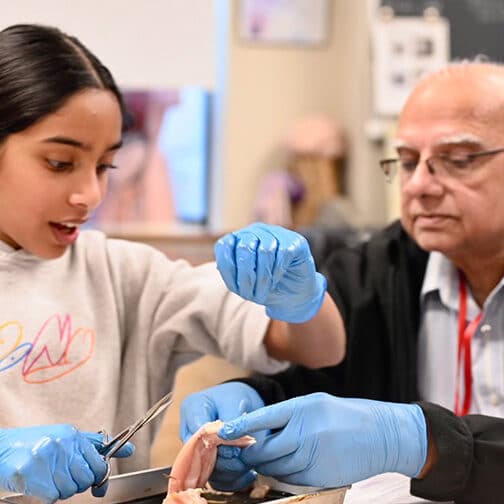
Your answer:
[379,0,504,62]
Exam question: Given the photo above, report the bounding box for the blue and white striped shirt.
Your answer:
[418,251,504,416]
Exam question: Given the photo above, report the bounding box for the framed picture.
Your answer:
[371,14,450,116]
[238,0,331,47]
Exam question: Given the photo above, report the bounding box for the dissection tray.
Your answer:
[0,466,349,504]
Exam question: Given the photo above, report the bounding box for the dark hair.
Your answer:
[0,24,130,144]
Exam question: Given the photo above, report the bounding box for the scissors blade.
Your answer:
[103,391,174,459]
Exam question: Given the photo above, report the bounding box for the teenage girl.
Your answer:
[0,24,344,502]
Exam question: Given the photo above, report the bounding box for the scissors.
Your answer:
[93,391,174,488]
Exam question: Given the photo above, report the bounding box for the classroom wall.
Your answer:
[216,0,387,229]
[0,0,217,89]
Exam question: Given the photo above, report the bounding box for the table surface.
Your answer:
[344,473,453,504]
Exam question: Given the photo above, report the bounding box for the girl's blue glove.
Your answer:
[179,382,265,491]
[219,393,428,488]
[215,223,326,323]
[0,424,134,503]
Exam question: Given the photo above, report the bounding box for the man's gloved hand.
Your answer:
[179,382,265,491]
[215,223,326,323]
[219,393,428,488]
[0,424,134,503]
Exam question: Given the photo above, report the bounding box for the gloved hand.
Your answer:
[0,424,134,503]
[215,223,326,323]
[219,393,427,488]
[179,382,265,491]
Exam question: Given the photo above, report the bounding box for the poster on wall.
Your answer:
[238,0,330,46]
[90,87,210,230]
[371,13,450,116]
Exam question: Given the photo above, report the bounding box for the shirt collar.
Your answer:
[0,238,46,262]
[421,251,482,318]
[0,239,18,254]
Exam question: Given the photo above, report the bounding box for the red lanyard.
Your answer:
[454,272,482,416]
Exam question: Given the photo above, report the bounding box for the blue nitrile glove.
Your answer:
[215,223,326,323]
[219,393,427,488]
[0,425,134,503]
[179,382,265,491]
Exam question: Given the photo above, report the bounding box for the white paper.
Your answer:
[371,16,450,117]
[344,473,453,504]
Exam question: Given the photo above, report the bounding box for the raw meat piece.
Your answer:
[163,488,208,504]
[249,484,270,499]
[167,420,255,494]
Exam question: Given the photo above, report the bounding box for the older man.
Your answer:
[179,62,504,504]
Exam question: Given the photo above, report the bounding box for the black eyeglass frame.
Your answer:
[379,147,504,183]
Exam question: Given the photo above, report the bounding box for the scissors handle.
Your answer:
[94,462,112,489]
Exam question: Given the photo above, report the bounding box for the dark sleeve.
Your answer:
[236,363,346,406]
[412,402,504,504]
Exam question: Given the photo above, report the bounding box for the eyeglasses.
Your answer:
[380,147,504,183]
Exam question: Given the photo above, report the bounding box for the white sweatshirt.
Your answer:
[0,231,286,474]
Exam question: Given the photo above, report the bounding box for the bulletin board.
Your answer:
[371,14,449,116]
[379,0,504,62]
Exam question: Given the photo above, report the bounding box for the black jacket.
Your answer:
[242,221,504,504]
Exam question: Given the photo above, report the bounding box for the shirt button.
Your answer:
[481,324,492,333]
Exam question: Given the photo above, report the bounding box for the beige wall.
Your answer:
[217,0,387,230]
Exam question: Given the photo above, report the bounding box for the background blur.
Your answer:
[3,0,503,466]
